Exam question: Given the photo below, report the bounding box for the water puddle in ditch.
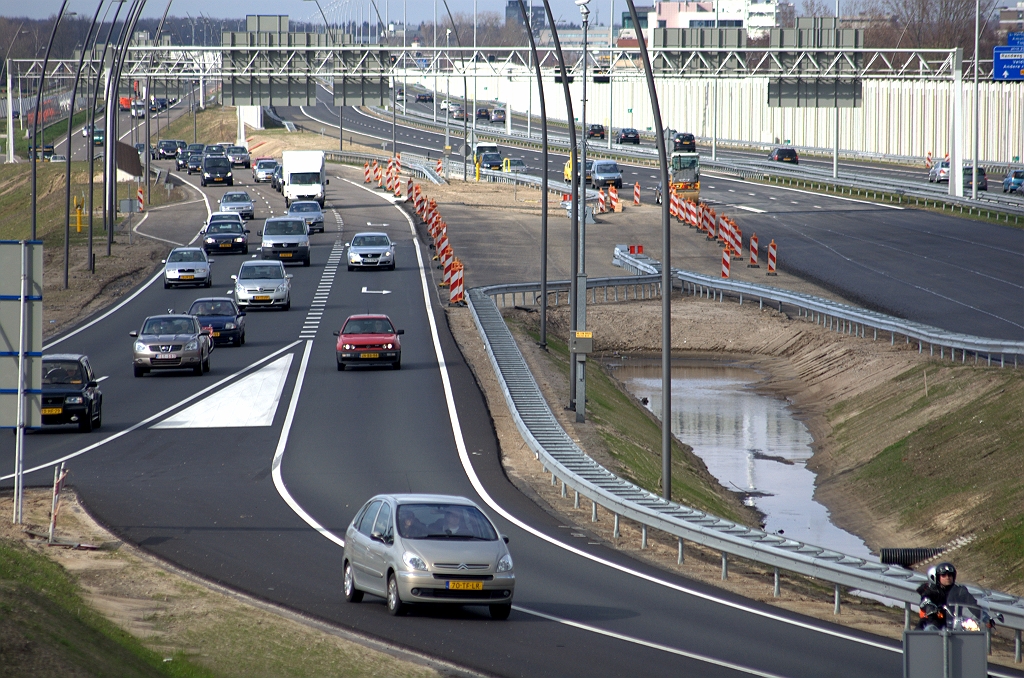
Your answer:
[606,357,875,562]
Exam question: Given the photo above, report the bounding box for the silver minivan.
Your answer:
[259,217,310,267]
[344,494,515,619]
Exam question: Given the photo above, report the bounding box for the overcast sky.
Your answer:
[3,0,623,28]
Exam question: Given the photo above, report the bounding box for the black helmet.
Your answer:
[932,562,957,585]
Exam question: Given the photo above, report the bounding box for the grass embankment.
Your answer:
[831,363,1024,591]
[0,539,213,677]
[505,313,755,525]
[153,104,238,148]
[2,108,97,157]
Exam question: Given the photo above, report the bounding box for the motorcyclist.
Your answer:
[916,562,993,631]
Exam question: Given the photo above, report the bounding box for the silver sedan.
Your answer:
[130,314,213,377]
[344,494,515,619]
[163,247,212,288]
[346,232,395,271]
[218,191,255,220]
[231,260,292,310]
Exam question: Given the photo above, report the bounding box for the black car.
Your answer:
[186,152,203,174]
[617,128,641,144]
[587,124,606,140]
[41,354,103,432]
[201,156,233,186]
[476,107,491,120]
[769,147,799,165]
[271,165,284,191]
[415,92,433,103]
[479,152,503,170]
[672,132,696,152]
[188,297,246,346]
[202,219,249,254]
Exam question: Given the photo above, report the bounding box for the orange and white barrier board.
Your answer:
[137,187,144,212]
[440,247,454,287]
[405,178,413,200]
[718,215,730,250]
[670,191,681,221]
[395,153,402,175]
[609,186,619,210]
[722,248,730,278]
[748,233,760,267]
[685,200,697,227]
[633,182,641,206]
[436,157,443,175]
[767,239,778,275]
[732,223,743,259]
[364,163,371,182]
[449,263,465,304]
[925,152,933,169]
[597,189,606,213]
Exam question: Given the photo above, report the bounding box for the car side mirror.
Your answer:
[344,242,350,247]
[208,259,215,264]
[161,259,167,264]
[396,329,405,335]
[502,535,509,544]
[325,179,329,185]
[238,311,246,316]
[87,381,98,388]
[129,331,138,337]
[230,274,238,280]
[245,229,250,234]
[332,330,339,336]
[370,530,384,543]
[256,231,262,237]
[285,274,293,279]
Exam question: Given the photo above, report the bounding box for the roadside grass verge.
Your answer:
[505,312,755,525]
[154,104,237,148]
[835,363,1024,591]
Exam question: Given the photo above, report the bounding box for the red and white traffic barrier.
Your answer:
[732,222,743,259]
[633,182,641,206]
[406,178,413,200]
[686,200,698,227]
[436,157,443,175]
[718,215,730,251]
[670,191,681,221]
[748,233,760,267]
[767,239,778,275]
[449,263,465,304]
[396,153,402,174]
[375,165,383,188]
[364,162,371,183]
[597,189,606,213]
[609,185,619,210]
[137,186,144,212]
[440,246,454,287]
[722,248,730,278]
[925,152,933,169]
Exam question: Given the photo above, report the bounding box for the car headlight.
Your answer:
[384,343,393,350]
[224,322,237,329]
[276,284,288,292]
[403,552,427,571]
[349,253,360,261]
[205,237,215,244]
[203,172,211,178]
[185,340,198,351]
[134,341,148,352]
[343,343,355,350]
[235,283,245,293]
[226,171,232,177]
[65,396,84,405]
[496,554,514,573]
[384,250,392,257]
[300,239,309,247]
[234,237,245,243]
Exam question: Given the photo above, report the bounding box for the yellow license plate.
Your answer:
[254,295,271,301]
[180,275,194,280]
[212,332,221,337]
[360,353,380,359]
[219,243,232,248]
[446,581,483,591]
[214,177,223,181]
[41,407,62,415]
[279,252,292,258]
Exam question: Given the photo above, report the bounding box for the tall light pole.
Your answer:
[972,0,980,201]
[445,29,451,152]
[574,0,591,423]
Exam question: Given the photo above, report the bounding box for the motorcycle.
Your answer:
[920,586,1003,632]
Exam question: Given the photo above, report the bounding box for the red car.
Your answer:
[334,314,404,370]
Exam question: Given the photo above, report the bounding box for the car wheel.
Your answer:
[163,280,170,289]
[386,573,405,616]
[347,265,354,272]
[284,197,290,207]
[203,352,211,372]
[233,333,242,347]
[204,277,212,288]
[343,562,363,602]
[244,245,249,254]
[93,405,101,430]
[303,258,310,267]
[392,358,401,370]
[78,406,94,432]
[133,365,146,378]
[283,297,291,311]
[201,180,206,187]
[337,359,345,371]
[193,359,204,376]
[489,603,512,620]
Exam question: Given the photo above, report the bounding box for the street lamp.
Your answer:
[445,28,451,152]
[574,0,591,423]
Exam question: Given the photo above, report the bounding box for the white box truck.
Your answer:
[281,150,328,207]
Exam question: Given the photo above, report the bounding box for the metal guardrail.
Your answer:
[466,272,1024,639]
[612,246,1023,365]
[318,149,444,185]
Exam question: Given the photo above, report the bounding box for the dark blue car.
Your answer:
[188,297,246,346]
[41,354,103,432]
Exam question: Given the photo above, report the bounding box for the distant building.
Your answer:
[505,0,547,33]
[999,2,1024,38]
[621,0,780,42]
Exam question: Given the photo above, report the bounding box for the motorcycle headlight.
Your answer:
[496,554,513,573]
[134,341,147,352]
[185,340,198,351]
[64,396,84,405]
[402,552,427,571]
[224,322,237,330]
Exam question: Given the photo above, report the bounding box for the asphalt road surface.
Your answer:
[283,88,1024,343]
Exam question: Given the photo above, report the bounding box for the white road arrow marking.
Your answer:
[361,287,392,295]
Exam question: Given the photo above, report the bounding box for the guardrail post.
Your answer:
[574,490,580,509]
[905,602,911,630]
[834,584,841,614]
[641,525,648,549]
[591,500,598,522]
[1015,629,1021,663]
[678,538,684,564]
[774,567,780,597]
[551,472,556,486]
[614,513,620,538]
[561,480,567,498]
[721,553,728,580]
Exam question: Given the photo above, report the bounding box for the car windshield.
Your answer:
[396,504,497,540]
[42,361,84,385]
[624,128,637,133]
[257,160,277,169]
[188,153,202,161]
[594,162,619,173]
[289,172,320,185]
[342,318,395,334]
[189,301,237,316]
[289,203,320,213]
[207,222,243,234]
[188,144,204,152]
[1012,170,1024,179]
[964,167,985,176]
[167,250,206,263]
[263,220,306,236]
[205,159,230,169]
[351,235,390,247]
[222,193,251,204]
[481,153,501,163]
[228,146,246,154]
[158,141,176,150]
[239,265,284,280]
[142,318,195,335]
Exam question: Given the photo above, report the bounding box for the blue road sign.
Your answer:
[1008,32,1024,47]
[994,46,1024,81]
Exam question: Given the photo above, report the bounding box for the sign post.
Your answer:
[1,241,43,524]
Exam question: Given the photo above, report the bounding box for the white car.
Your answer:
[439,99,451,111]
[232,260,292,310]
[162,247,212,289]
[347,232,395,271]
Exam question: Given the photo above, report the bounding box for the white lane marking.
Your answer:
[514,607,786,678]
[96,376,108,382]
[0,341,302,481]
[734,205,766,214]
[703,172,904,210]
[268,180,898,662]
[361,287,392,294]
[151,354,293,429]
